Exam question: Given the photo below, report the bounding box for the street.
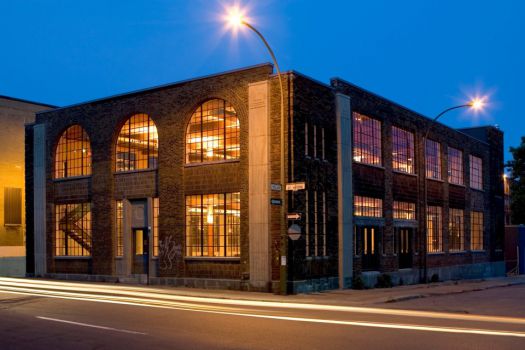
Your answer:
[0,278,524,349]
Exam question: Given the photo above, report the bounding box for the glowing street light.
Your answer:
[224,6,288,295]
[421,97,488,283]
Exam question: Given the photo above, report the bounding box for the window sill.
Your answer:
[427,252,445,255]
[114,168,157,175]
[53,175,91,182]
[470,187,485,193]
[471,249,486,253]
[4,224,22,227]
[184,257,240,262]
[353,162,385,170]
[426,177,444,183]
[393,170,417,177]
[184,159,240,168]
[54,256,92,259]
[449,182,466,188]
[449,250,467,254]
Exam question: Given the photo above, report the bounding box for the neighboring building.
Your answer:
[504,174,511,225]
[0,96,54,276]
[25,64,505,292]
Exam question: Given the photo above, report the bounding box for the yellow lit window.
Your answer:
[354,196,383,217]
[392,126,414,174]
[353,112,382,165]
[393,201,416,220]
[55,125,92,178]
[55,203,92,256]
[116,114,158,172]
[448,208,464,251]
[471,211,484,250]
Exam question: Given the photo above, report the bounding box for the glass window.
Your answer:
[354,196,383,217]
[471,211,484,250]
[425,139,441,180]
[427,206,442,253]
[153,197,159,257]
[116,114,158,172]
[186,99,239,163]
[470,155,483,190]
[304,122,309,157]
[448,208,464,251]
[55,203,92,256]
[393,201,416,220]
[115,200,123,256]
[185,193,240,257]
[392,126,415,174]
[353,112,382,165]
[55,125,92,178]
[448,147,464,185]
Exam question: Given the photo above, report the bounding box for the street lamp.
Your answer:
[225,8,288,294]
[421,97,486,282]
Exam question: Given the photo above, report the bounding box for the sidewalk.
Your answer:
[107,275,525,307]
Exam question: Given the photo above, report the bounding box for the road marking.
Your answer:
[2,289,525,339]
[36,316,147,335]
[1,278,524,326]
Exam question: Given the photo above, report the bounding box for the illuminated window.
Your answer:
[393,201,416,220]
[153,197,159,257]
[185,193,240,257]
[353,112,382,165]
[471,211,484,250]
[186,99,239,163]
[470,155,483,190]
[392,126,414,174]
[354,196,383,217]
[448,147,464,185]
[115,201,123,256]
[55,203,91,256]
[427,206,442,253]
[448,208,464,251]
[425,139,441,179]
[305,190,310,256]
[55,125,91,178]
[116,114,158,172]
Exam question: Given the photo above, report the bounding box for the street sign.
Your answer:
[288,224,302,241]
[286,182,306,191]
[270,198,282,206]
[270,183,282,192]
[287,213,301,220]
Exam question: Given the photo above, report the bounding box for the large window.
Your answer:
[448,147,464,185]
[471,211,484,250]
[392,126,415,174]
[393,201,416,220]
[427,206,442,253]
[353,112,382,165]
[354,196,383,217]
[55,203,92,256]
[55,125,92,178]
[186,99,240,164]
[448,208,464,251]
[425,139,441,180]
[116,114,158,172]
[186,193,240,257]
[470,155,483,190]
[153,198,159,257]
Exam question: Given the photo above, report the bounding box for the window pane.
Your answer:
[427,206,442,253]
[186,99,240,164]
[353,112,382,165]
[55,125,92,178]
[392,126,415,174]
[55,203,92,256]
[393,201,416,220]
[448,147,464,185]
[354,196,383,217]
[116,114,158,172]
[115,200,123,256]
[448,208,464,251]
[470,155,483,190]
[471,211,484,250]
[425,139,441,180]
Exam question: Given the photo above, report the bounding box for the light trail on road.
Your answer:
[1,277,525,339]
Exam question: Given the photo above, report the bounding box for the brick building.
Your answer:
[25,64,505,292]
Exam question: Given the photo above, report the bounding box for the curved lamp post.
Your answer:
[226,10,288,294]
[422,98,485,282]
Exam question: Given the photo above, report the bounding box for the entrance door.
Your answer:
[132,228,149,275]
[397,228,413,269]
[361,226,379,271]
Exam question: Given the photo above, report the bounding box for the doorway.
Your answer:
[358,226,380,271]
[132,228,149,275]
[397,228,413,269]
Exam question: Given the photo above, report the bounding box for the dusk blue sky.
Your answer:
[1,0,523,161]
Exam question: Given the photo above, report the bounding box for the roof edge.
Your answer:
[0,95,57,109]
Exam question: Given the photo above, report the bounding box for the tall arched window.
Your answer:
[55,125,92,178]
[116,114,158,172]
[186,99,240,164]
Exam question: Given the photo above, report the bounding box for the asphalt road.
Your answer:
[0,278,524,349]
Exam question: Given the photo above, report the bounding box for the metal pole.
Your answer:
[422,104,470,283]
[242,21,288,294]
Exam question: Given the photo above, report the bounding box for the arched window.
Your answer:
[55,125,92,178]
[116,114,158,172]
[186,99,240,164]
